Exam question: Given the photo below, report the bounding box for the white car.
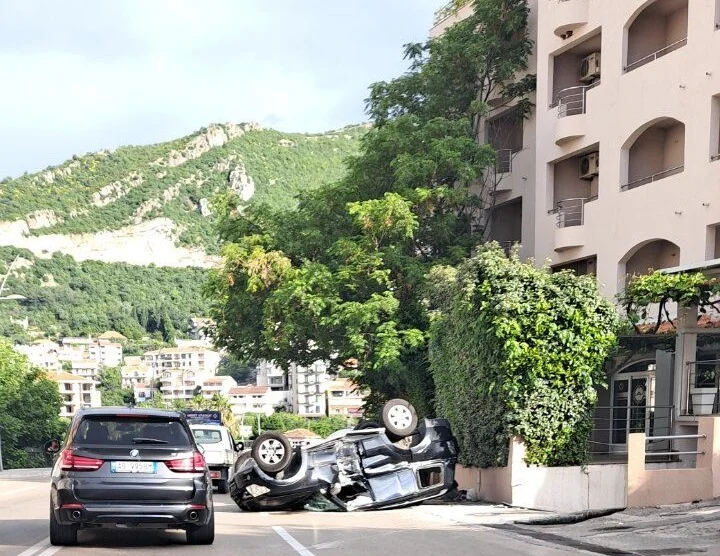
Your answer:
[190,424,241,493]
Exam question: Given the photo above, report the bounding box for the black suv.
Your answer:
[47,408,214,546]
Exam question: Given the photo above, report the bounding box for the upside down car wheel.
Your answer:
[381,398,418,441]
[252,431,293,473]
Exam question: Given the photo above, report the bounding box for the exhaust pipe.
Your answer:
[188,510,198,521]
[71,510,82,520]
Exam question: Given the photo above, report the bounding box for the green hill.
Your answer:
[0,123,364,342]
[0,123,365,253]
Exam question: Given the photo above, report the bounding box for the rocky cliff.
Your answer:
[0,123,364,267]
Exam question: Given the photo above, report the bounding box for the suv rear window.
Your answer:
[192,428,222,444]
[74,416,192,446]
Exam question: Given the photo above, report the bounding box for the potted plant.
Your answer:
[692,363,719,415]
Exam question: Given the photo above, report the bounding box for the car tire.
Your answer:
[186,508,215,545]
[217,479,229,494]
[355,420,381,430]
[49,502,78,546]
[381,399,418,441]
[252,431,293,474]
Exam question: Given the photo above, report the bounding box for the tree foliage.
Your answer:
[243,412,350,439]
[0,125,364,254]
[207,0,535,416]
[0,339,67,469]
[428,244,619,467]
[0,248,208,341]
[620,271,720,334]
[97,367,134,407]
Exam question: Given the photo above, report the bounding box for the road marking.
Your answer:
[16,538,50,556]
[35,546,62,556]
[272,525,315,556]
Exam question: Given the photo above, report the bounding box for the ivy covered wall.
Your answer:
[428,244,619,467]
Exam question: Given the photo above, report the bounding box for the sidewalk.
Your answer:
[0,467,51,480]
[421,498,720,555]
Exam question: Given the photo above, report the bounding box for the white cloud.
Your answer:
[0,0,441,176]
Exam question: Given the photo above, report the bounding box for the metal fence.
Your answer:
[621,165,684,191]
[550,196,597,228]
[624,38,687,73]
[553,81,600,118]
[589,404,674,460]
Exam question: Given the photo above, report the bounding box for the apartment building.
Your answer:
[229,385,286,416]
[431,0,720,459]
[325,378,367,417]
[256,360,289,391]
[45,371,101,418]
[120,355,150,388]
[431,1,539,261]
[289,361,330,417]
[70,358,100,380]
[59,336,122,369]
[14,341,61,372]
[201,376,238,399]
[145,346,221,402]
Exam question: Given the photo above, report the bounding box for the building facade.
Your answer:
[45,371,102,418]
[229,385,286,416]
[289,361,330,417]
[325,378,366,418]
[431,0,720,459]
[144,346,221,402]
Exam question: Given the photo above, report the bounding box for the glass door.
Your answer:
[611,361,655,446]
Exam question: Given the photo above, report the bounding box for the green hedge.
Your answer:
[428,244,619,467]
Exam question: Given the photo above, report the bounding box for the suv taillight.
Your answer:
[60,450,104,471]
[166,451,206,473]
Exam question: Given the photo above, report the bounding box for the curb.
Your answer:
[514,507,623,526]
[0,467,52,479]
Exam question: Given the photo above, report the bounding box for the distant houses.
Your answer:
[12,324,368,420]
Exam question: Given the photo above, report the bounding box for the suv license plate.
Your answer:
[111,461,157,474]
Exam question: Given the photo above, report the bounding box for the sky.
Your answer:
[0,0,441,178]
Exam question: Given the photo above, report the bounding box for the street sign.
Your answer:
[182,410,222,425]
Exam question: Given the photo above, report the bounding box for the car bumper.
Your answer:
[52,482,212,528]
[53,502,212,528]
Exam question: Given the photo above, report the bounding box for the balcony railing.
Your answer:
[550,196,597,227]
[621,165,683,191]
[625,38,687,73]
[552,81,600,118]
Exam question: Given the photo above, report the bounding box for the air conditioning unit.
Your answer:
[580,52,601,82]
[579,152,599,180]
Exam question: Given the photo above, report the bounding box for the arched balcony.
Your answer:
[620,239,680,288]
[625,0,688,73]
[621,118,685,191]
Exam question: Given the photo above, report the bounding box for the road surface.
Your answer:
[0,477,589,556]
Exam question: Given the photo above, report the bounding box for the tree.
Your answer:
[0,339,66,469]
[216,355,254,384]
[428,244,619,467]
[97,367,133,406]
[207,0,536,416]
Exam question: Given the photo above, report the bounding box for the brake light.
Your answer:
[60,450,104,471]
[166,451,206,473]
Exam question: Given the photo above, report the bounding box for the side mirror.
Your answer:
[44,439,61,454]
[234,441,244,452]
[197,444,206,454]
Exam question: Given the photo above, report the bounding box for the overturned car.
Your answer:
[228,399,458,511]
